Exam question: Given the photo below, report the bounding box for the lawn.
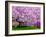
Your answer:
[12,25,40,31]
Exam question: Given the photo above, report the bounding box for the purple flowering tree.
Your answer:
[12,6,41,27]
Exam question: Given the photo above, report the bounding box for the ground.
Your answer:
[12,25,40,31]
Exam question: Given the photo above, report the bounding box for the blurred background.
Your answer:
[12,6,41,30]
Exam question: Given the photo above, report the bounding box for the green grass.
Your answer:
[12,25,40,31]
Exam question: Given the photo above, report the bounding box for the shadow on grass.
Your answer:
[12,25,40,31]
